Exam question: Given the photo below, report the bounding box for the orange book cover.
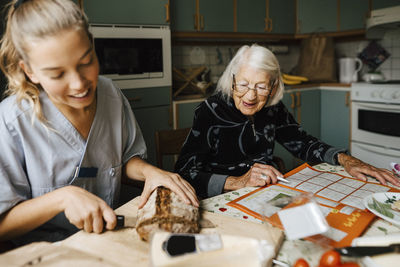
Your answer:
[227,163,400,247]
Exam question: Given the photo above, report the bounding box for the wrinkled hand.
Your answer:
[60,186,116,233]
[138,168,199,209]
[225,163,283,191]
[339,153,400,186]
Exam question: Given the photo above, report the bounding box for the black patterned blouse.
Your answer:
[174,93,346,198]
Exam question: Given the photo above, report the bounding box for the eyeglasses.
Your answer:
[232,74,272,97]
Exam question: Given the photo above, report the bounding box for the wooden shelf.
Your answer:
[171,29,366,44]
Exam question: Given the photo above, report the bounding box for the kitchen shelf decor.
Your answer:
[172,66,213,99]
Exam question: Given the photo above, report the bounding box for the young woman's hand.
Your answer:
[338,153,400,187]
[60,186,116,233]
[138,168,199,209]
[224,163,283,191]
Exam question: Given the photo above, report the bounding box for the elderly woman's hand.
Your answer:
[338,153,400,187]
[224,163,283,191]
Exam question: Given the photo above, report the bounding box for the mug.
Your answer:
[339,57,362,84]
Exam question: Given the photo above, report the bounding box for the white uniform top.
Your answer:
[0,76,146,244]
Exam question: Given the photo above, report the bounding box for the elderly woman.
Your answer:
[174,44,400,199]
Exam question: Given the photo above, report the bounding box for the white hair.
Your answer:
[215,44,284,106]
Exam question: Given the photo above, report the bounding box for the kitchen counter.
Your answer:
[285,82,351,93]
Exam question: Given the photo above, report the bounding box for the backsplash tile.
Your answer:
[172,29,400,84]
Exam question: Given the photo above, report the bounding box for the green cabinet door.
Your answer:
[297,0,337,33]
[199,0,234,32]
[237,0,295,34]
[340,0,369,31]
[237,0,266,33]
[320,90,350,150]
[83,0,169,25]
[132,105,171,166]
[170,0,197,31]
[372,0,400,9]
[269,0,296,34]
[274,92,296,172]
[299,90,321,139]
[173,99,205,129]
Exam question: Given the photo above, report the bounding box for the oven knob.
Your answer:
[371,90,379,98]
[379,90,394,100]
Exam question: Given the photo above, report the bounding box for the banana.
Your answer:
[282,73,309,82]
[282,77,301,85]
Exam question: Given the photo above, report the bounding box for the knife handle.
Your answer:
[116,215,125,228]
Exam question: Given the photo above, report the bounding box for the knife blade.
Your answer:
[114,215,216,229]
[335,243,400,257]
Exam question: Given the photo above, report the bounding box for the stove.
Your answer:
[350,82,400,169]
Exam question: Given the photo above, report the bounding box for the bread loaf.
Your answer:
[136,186,200,241]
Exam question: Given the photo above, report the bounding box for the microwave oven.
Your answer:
[89,24,172,89]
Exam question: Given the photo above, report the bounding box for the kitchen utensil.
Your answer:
[339,57,362,83]
[363,192,400,227]
[335,244,400,257]
[114,215,216,229]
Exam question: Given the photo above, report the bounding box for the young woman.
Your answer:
[175,44,400,199]
[0,0,198,247]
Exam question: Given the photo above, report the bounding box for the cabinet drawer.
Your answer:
[122,86,171,109]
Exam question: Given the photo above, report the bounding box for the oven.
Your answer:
[351,82,400,169]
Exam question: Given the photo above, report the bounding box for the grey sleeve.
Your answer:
[323,147,350,165]
[207,174,229,197]
[0,119,30,215]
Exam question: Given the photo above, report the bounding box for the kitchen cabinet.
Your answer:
[122,86,172,166]
[170,0,197,31]
[339,0,369,31]
[237,0,295,33]
[320,90,350,150]
[83,0,170,25]
[173,98,205,129]
[274,89,321,171]
[296,0,337,33]
[199,0,234,32]
[372,0,400,9]
[171,0,234,32]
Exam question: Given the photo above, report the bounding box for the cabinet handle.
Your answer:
[290,93,295,109]
[200,14,204,31]
[194,14,198,30]
[345,91,350,107]
[264,18,273,32]
[128,97,141,102]
[264,0,272,32]
[295,92,301,123]
[164,1,170,23]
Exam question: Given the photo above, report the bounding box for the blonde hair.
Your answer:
[0,0,91,123]
[216,44,284,106]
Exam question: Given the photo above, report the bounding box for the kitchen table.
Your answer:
[201,163,400,266]
[1,163,399,266]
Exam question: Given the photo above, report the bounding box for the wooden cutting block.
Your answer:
[0,197,284,266]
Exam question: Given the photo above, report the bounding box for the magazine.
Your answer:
[227,163,400,247]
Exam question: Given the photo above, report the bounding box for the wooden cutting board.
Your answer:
[0,197,284,266]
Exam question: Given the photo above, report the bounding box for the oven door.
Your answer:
[351,101,400,150]
[351,141,400,169]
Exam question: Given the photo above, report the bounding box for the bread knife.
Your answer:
[335,243,400,257]
[114,215,216,228]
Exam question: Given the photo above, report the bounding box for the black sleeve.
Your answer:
[174,102,228,199]
[274,102,347,165]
